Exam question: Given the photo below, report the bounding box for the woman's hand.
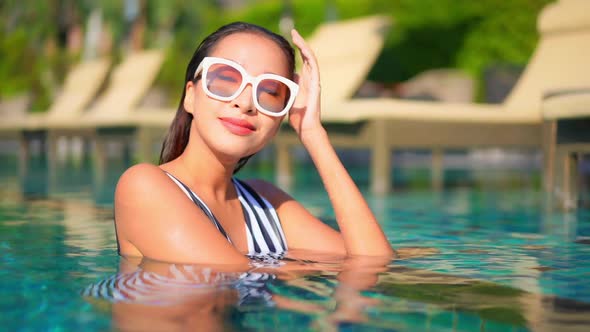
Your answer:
[280,30,394,259]
[289,29,324,142]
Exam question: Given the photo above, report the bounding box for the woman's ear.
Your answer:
[183,81,195,115]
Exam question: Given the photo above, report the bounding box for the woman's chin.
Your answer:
[213,142,261,164]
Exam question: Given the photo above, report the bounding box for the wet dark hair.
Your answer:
[158,22,296,174]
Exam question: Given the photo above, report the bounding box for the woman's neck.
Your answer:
[167,137,239,203]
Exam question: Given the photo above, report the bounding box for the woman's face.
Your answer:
[184,32,291,164]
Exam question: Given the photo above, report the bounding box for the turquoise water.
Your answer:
[1,153,590,331]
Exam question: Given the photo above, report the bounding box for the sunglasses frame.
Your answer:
[194,56,299,117]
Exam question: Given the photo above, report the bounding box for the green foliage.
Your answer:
[291,0,328,36]
[0,0,552,108]
[456,0,549,77]
[150,0,221,105]
[204,0,549,89]
[0,29,33,96]
[366,0,551,85]
[99,1,124,43]
[0,0,69,109]
[224,1,284,33]
[0,27,63,111]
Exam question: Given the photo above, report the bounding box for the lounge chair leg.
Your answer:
[370,120,391,195]
[431,148,444,191]
[18,134,30,179]
[276,143,293,190]
[542,120,557,193]
[46,132,58,194]
[93,134,107,186]
[83,138,93,168]
[563,151,579,210]
[554,148,578,210]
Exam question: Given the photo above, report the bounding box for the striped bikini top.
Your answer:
[165,172,288,258]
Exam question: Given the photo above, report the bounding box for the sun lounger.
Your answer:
[48,49,165,130]
[0,58,111,134]
[275,0,590,195]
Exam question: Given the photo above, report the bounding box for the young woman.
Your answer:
[114,22,394,265]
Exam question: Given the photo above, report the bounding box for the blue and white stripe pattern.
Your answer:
[233,179,288,257]
[164,172,288,258]
[81,266,276,307]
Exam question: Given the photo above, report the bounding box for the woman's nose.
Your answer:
[232,84,255,113]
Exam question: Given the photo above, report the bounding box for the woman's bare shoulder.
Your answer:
[116,163,169,198]
[114,164,249,264]
[114,163,186,219]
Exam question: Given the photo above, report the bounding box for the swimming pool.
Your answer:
[1,154,589,331]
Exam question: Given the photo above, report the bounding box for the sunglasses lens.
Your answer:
[256,79,291,114]
[203,59,293,115]
[206,64,242,98]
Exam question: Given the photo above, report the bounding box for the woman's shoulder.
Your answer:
[114,163,201,240]
[115,163,174,205]
[117,163,167,189]
[120,162,164,177]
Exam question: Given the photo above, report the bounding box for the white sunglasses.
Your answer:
[194,56,299,117]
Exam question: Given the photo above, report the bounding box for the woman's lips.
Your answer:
[219,117,256,135]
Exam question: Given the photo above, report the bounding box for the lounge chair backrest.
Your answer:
[309,15,391,105]
[504,0,590,113]
[46,58,110,119]
[87,49,164,116]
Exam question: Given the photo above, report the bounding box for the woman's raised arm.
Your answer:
[254,30,394,257]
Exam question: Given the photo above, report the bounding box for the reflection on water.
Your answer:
[80,253,590,332]
[14,154,127,207]
[1,151,590,331]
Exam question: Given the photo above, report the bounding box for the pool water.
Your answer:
[1,155,590,331]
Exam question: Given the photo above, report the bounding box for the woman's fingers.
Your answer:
[289,29,323,134]
[291,30,315,64]
[290,29,309,59]
[291,29,320,83]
